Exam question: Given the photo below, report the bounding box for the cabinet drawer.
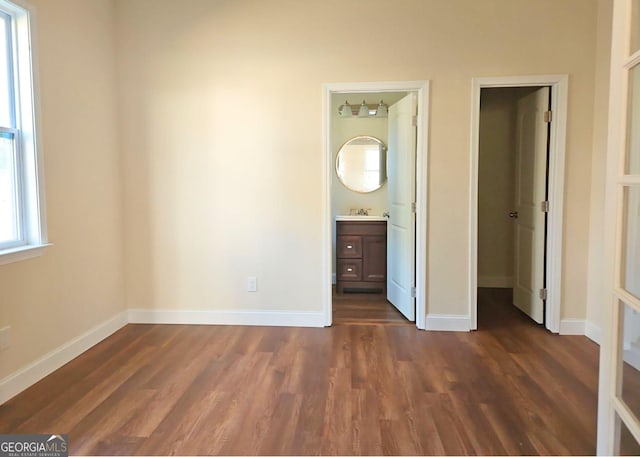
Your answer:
[337,236,362,258]
[337,259,362,281]
[337,221,386,236]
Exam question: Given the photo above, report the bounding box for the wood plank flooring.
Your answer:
[332,289,411,325]
[0,288,602,455]
[621,357,640,455]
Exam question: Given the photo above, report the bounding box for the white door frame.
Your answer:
[468,75,569,332]
[322,80,430,329]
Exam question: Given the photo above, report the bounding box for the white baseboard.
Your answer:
[128,309,326,328]
[624,343,640,371]
[585,321,601,344]
[0,311,127,405]
[0,306,326,405]
[477,275,512,288]
[559,318,586,335]
[425,314,471,332]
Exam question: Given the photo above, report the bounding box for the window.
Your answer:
[0,0,48,265]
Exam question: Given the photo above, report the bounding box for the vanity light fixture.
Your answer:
[375,100,388,117]
[338,99,388,118]
[339,100,352,117]
[358,100,369,117]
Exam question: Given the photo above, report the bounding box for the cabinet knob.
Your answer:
[347,268,353,272]
[346,245,353,249]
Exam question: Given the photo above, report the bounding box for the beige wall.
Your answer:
[477,89,517,287]
[116,0,602,320]
[586,0,614,335]
[0,0,123,377]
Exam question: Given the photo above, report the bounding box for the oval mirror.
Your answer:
[335,136,387,193]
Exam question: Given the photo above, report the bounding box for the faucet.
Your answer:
[348,208,371,216]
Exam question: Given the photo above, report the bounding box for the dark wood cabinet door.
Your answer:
[362,235,386,282]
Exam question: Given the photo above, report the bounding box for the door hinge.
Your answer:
[411,202,416,213]
[412,115,418,127]
[539,288,548,301]
[541,200,549,213]
[544,110,553,123]
[411,287,416,298]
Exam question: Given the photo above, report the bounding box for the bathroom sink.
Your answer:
[335,215,387,221]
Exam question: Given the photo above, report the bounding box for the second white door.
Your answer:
[387,93,417,321]
[513,87,550,324]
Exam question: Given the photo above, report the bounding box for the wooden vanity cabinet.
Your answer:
[336,220,387,294]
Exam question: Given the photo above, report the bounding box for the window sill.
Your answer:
[0,243,52,266]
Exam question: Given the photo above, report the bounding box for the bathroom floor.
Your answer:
[332,288,412,325]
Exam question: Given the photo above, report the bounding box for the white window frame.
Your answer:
[0,0,48,266]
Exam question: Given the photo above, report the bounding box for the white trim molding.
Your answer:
[0,243,51,266]
[585,321,602,344]
[469,75,569,333]
[322,80,430,330]
[128,309,326,328]
[0,311,127,404]
[424,314,471,332]
[623,343,640,372]
[559,319,587,335]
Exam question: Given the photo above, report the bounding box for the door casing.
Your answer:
[468,75,569,332]
[322,80,430,329]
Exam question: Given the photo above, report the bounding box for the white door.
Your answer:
[387,93,417,321]
[512,87,550,324]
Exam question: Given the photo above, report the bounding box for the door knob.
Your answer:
[508,211,519,219]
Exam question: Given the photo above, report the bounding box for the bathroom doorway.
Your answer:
[322,81,429,328]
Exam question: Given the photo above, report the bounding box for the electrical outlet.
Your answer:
[247,276,257,292]
[0,326,10,351]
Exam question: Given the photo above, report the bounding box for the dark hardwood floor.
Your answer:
[332,289,411,325]
[0,288,602,455]
[621,357,640,455]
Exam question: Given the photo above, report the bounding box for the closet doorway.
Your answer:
[469,75,568,333]
[477,86,550,328]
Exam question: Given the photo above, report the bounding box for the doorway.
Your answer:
[469,75,569,333]
[322,81,429,329]
[477,86,549,327]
